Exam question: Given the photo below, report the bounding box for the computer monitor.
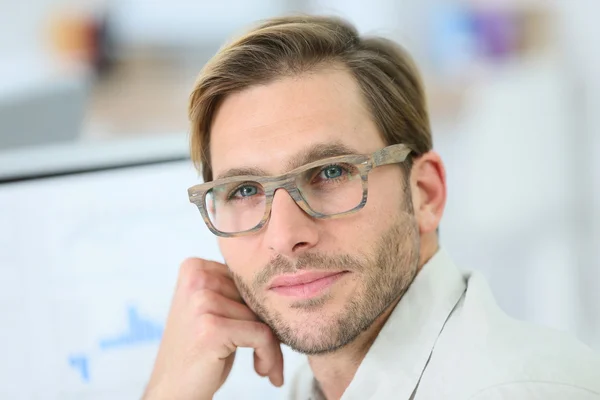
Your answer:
[0,136,305,399]
[0,76,88,151]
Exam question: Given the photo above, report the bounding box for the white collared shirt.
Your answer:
[284,249,600,399]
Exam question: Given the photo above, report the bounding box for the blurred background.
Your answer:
[0,0,598,399]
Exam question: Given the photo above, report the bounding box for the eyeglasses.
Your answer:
[188,143,412,237]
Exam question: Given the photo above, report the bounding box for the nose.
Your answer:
[262,188,319,257]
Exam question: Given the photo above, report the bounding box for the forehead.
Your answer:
[209,67,385,177]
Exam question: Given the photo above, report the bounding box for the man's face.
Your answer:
[209,67,420,354]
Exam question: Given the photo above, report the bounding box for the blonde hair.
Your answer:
[189,15,432,182]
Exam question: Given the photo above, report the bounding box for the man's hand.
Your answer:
[143,258,284,400]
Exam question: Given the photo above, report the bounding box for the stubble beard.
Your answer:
[232,207,420,355]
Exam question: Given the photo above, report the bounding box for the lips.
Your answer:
[268,271,348,298]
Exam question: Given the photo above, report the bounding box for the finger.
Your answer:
[190,289,257,321]
[178,259,243,302]
[201,259,233,277]
[194,272,243,303]
[254,351,267,377]
[267,343,284,387]
[262,343,283,387]
[253,337,283,385]
[179,258,230,282]
[202,316,280,375]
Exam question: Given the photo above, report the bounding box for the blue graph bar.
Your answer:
[68,355,90,382]
[99,306,163,350]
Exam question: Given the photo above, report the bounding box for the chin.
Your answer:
[278,322,349,355]
[265,301,358,355]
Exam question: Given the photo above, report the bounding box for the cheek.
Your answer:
[367,168,407,214]
[218,238,265,280]
[333,171,406,245]
[316,209,385,256]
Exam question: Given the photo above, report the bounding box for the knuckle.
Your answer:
[180,257,204,271]
[255,323,275,343]
[192,270,212,290]
[208,274,223,292]
[197,313,221,339]
[190,289,218,315]
[178,258,212,291]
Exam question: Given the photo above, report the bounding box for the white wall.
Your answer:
[109,0,290,47]
[556,0,600,349]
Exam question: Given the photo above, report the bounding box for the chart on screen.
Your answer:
[0,157,305,400]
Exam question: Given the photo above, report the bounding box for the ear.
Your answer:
[409,151,447,234]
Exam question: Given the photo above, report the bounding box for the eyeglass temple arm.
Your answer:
[372,144,412,167]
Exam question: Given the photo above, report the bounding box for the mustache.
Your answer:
[254,252,366,287]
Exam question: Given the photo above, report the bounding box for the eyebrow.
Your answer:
[286,141,358,170]
[214,141,360,180]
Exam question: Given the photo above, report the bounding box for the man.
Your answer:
[144,15,600,400]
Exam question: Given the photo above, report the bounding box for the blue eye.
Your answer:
[235,185,258,197]
[321,165,343,179]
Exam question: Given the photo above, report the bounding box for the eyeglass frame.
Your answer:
[187,143,413,238]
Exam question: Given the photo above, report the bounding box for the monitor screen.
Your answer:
[0,154,305,399]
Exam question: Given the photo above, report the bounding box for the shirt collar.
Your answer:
[335,248,467,400]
